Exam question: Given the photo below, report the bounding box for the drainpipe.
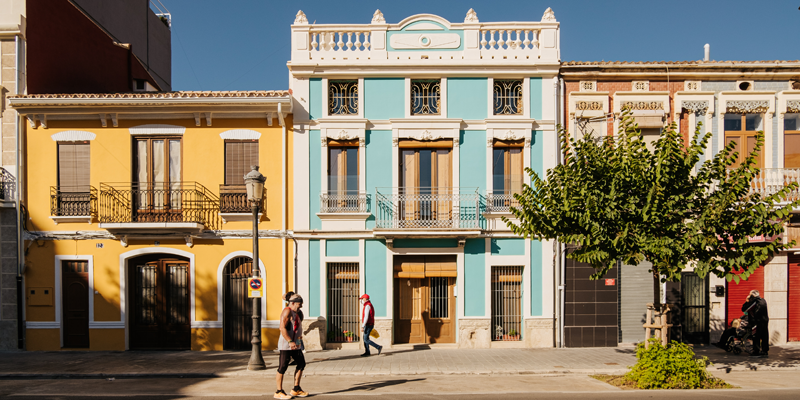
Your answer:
[556,76,566,348]
[279,102,287,297]
[15,35,24,349]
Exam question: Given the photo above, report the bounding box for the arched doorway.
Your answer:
[128,253,191,350]
[223,256,254,350]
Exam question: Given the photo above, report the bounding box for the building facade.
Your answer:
[561,60,800,347]
[289,8,561,349]
[9,91,293,351]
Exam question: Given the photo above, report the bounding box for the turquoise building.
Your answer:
[288,8,560,349]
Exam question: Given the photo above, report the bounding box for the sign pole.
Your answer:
[247,200,266,370]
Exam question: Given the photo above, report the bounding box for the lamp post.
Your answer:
[245,165,266,371]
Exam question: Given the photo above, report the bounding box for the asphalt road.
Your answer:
[2,371,800,399]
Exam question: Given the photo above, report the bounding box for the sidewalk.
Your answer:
[1,344,798,378]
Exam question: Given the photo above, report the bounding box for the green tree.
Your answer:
[505,111,799,307]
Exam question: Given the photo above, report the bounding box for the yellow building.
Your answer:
[9,91,294,351]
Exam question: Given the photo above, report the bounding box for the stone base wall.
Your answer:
[764,255,788,345]
[525,318,554,348]
[458,318,490,348]
[0,208,18,350]
[301,316,327,351]
[370,319,392,349]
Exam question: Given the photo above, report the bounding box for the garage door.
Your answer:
[564,249,618,347]
[789,255,800,342]
[726,267,765,327]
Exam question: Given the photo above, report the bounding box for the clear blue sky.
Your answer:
[161,0,800,92]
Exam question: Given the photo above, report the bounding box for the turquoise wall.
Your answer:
[326,240,359,257]
[365,79,405,120]
[530,239,542,316]
[491,238,525,256]
[309,130,321,230]
[393,239,458,248]
[366,130,393,229]
[459,130,486,228]
[531,130,543,177]
[447,78,487,120]
[530,77,543,120]
[309,240,321,317]
[464,238,485,316]
[365,239,387,317]
[309,78,322,120]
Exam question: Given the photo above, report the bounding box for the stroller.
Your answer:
[724,302,757,355]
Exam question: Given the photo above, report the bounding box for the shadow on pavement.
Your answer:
[697,345,800,371]
[320,378,426,394]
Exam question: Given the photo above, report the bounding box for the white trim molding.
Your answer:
[50,130,97,141]
[219,129,262,140]
[129,124,186,135]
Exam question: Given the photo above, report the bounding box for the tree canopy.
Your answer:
[505,112,799,303]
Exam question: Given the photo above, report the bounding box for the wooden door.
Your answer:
[425,277,455,343]
[129,257,191,350]
[62,260,89,348]
[224,256,253,350]
[395,278,425,343]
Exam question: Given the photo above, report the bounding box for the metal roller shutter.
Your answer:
[726,267,765,327]
[789,256,800,342]
[619,261,654,344]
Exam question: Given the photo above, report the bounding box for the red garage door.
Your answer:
[789,256,800,342]
[726,267,765,327]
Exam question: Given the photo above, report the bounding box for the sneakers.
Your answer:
[377,345,383,355]
[290,386,309,398]
[360,352,370,357]
[274,390,292,399]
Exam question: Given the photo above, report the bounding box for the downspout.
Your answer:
[279,102,287,297]
[557,76,566,348]
[15,35,24,349]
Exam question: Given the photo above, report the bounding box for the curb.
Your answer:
[0,373,219,380]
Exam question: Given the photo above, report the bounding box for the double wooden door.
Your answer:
[129,256,191,350]
[394,276,456,344]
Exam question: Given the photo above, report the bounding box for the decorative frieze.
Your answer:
[575,100,603,111]
[681,100,709,115]
[684,81,701,91]
[726,100,769,114]
[787,100,800,114]
[632,81,649,92]
[620,101,663,111]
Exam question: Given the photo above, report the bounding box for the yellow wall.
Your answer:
[23,116,294,351]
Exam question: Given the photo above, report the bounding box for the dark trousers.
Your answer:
[754,322,769,354]
[363,325,380,353]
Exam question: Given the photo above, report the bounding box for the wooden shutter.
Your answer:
[225,141,259,185]
[58,142,90,191]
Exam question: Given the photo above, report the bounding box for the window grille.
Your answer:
[493,80,523,115]
[491,266,522,341]
[327,262,360,343]
[411,79,441,115]
[329,80,358,115]
[168,263,189,325]
[135,265,158,325]
[429,277,449,318]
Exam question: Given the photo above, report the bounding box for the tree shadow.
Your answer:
[695,345,800,372]
[320,378,426,395]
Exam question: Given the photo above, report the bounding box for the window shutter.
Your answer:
[58,142,90,192]
[225,141,259,185]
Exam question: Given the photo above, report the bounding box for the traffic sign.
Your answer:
[248,277,263,298]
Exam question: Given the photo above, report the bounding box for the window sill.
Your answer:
[50,216,93,225]
[220,212,263,223]
[317,212,371,231]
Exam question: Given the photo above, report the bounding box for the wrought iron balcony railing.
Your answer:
[99,182,220,229]
[485,192,521,213]
[50,186,97,217]
[320,191,369,213]
[375,187,480,229]
[0,167,14,201]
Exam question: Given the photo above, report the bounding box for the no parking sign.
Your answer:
[248,277,263,298]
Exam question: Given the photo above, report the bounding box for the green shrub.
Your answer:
[624,339,728,389]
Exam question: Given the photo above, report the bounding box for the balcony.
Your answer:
[0,167,14,203]
[485,192,521,214]
[218,185,264,223]
[50,186,97,224]
[375,187,480,235]
[98,182,220,236]
[317,191,370,230]
[750,168,800,202]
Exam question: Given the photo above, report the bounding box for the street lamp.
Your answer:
[244,165,266,371]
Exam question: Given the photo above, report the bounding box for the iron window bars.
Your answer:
[491,266,523,341]
[327,262,360,343]
[411,79,441,115]
[493,80,523,115]
[329,80,358,115]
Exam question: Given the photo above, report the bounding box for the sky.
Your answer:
[160,0,800,92]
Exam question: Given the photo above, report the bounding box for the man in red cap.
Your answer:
[360,293,382,357]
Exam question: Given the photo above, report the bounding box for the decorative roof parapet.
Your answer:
[8,91,291,100]
[294,10,308,25]
[541,7,556,22]
[371,9,386,24]
[464,8,479,23]
[620,101,663,111]
[726,100,769,114]
[682,100,709,115]
[786,100,800,114]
